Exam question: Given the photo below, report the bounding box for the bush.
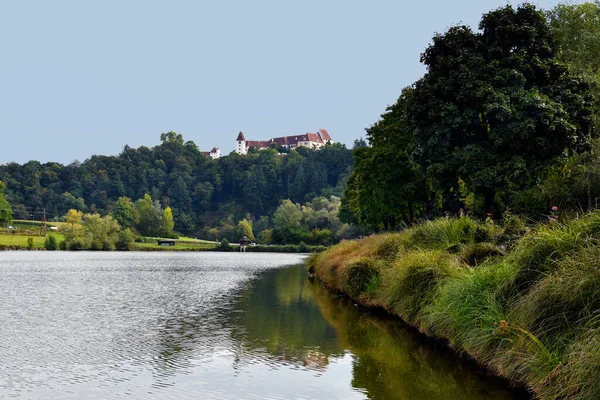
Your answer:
[68,239,84,250]
[44,235,58,251]
[27,237,34,250]
[217,238,231,251]
[59,240,67,250]
[116,228,135,250]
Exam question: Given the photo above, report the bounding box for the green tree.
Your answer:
[273,200,305,243]
[410,4,596,216]
[111,197,138,229]
[236,218,255,242]
[44,235,58,250]
[162,207,175,237]
[0,180,12,226]
[64,209,83,243]
[116,228,135,250]
[82,213,121,250]
[135,194,163,236]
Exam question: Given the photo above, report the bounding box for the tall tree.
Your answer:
[111,197,138,230]
[410,4,596,215]
[162,207,175,237]
[0,180,13,226]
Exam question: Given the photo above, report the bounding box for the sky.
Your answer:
[1,0,575,164]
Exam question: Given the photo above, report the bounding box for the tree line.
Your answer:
[0,133,354,244]
[342,3,600,231]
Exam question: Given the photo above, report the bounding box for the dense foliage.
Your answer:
[0,132,353,243]
[342,3,599,230]
[0,180,12,226]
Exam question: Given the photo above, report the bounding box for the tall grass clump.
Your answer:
[542,319,600,400]
[515,246,600,346]
[343,257,379,299]
[459,242,504,267]
[422,261,518,364]
[379,250,460,324]
[505,210,600,294]
[409,215,499,251]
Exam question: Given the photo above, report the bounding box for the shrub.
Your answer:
[44,235,58,251]
[68,239,84,250]
[59,240,67,250]
[116,228,135,251]
[27,237,34,250]
[217,238,231,251]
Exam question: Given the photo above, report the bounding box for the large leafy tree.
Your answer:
[410,4,596,215]
[341,88,431,230]
[0,180,13,226]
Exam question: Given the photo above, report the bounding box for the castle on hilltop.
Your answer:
[235,129,333,155]
[201,147,221,159]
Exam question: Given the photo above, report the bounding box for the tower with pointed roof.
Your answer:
[236,131,247,155]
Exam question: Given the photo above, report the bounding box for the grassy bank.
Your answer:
[0,233,66,250]
[307,213,600,399]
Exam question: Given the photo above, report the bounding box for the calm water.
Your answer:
[0,252,528,399]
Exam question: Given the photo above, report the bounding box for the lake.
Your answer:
[0,252,528,399]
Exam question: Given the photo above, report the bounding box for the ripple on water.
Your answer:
[0,251,526,400]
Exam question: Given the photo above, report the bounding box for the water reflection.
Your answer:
[229,265,529,400]
[0,252,528,399]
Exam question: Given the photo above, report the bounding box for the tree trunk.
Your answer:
[426,192,435,220]
[587,170,593,211]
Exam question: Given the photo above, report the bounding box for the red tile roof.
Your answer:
[240,130,332,149]
[318,129,332,142]
[246,140,271,148]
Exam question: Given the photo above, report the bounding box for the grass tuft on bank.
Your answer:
[308,213,600,399]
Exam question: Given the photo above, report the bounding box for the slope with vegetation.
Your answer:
[308,213,600,399]
[0,133,354,245]
[315,3,600,399]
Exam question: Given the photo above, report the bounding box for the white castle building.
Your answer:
[201,147,221,159]
[235,129,333,155]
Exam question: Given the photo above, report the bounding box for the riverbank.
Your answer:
[306,213,600,399]
[0,234,326,253]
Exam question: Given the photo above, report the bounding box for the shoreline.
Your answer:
[306,213,600,399]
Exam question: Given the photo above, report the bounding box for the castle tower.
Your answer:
[236,131,247,155]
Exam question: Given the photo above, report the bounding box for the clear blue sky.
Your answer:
[1,0,574,164]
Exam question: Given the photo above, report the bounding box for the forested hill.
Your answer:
[0,132,353,236]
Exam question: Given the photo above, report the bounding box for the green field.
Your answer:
[133,237,217,251]
[0,233,65,248]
